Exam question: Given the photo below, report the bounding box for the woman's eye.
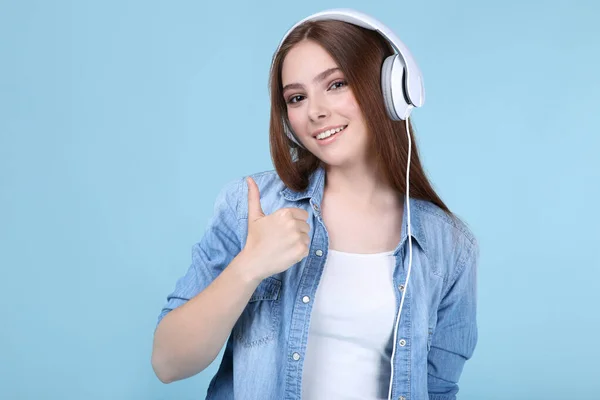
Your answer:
[330,80,347,90]
[287,95,304,104]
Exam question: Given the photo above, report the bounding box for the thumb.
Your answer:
[246,177,265,220]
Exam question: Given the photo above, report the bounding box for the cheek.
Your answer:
[287,108,304,133]
[336,93,362,120]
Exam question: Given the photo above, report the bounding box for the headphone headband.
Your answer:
[276,8,425,107]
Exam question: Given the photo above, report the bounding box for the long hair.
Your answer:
[268,20,452,215]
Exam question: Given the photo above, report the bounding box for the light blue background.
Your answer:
[1,0,598,399]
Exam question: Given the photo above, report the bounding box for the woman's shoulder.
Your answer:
[214,168,287,218]
[411,198,479,270]
[412,198,476,244]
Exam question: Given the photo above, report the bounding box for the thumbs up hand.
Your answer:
[242,177,311,281]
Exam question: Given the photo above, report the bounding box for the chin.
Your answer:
[317,153,354,168]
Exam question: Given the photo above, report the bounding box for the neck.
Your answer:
[323,160,400,210]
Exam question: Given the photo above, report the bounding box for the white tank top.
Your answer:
[301,249,397,400]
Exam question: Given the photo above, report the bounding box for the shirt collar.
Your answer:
[280,164,428,256]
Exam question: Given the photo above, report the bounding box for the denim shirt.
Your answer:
[157,165,479,400]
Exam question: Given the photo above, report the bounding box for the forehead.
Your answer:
[281,40,339,84]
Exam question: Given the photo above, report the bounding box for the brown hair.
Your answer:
[268,20,452,215]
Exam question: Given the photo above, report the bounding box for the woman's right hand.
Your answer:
[240,177,311,281]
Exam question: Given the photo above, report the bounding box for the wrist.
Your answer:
[231,248,264,285]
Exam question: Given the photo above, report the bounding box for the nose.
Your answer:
[308,94,330,122]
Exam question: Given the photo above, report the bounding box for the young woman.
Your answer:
[152,9,478,400]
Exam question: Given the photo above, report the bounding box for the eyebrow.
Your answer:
[282,67,341,93]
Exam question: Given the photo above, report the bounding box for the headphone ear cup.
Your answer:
[282,118,305,149]
[381,54,413,121]
[381,55,398,120]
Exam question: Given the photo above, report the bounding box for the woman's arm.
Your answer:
[427,238,479,400]
[151,178,247,383]
[151,249,262,383]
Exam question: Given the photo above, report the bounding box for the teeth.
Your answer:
[316,125,346,140]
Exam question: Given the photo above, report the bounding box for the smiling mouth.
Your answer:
[315,125,348,140]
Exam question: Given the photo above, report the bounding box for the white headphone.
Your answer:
[275,8,426,148]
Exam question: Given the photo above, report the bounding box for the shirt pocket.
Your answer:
[233,276,282,347]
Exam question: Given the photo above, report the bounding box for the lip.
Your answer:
[311,124,347,138]
[314,124,348,146]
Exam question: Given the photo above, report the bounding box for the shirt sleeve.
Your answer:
[427,236,479,400]
[155,177,243,328]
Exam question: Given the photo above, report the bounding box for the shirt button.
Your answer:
[399,396,406,400]
[398,284,405,291]
[312,203,319,211]
[302,296,310,303]
[292,352,301,361]
[399,339,407,347]
[315,249,323,256]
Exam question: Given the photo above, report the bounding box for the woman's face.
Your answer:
[281,40,370,167]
